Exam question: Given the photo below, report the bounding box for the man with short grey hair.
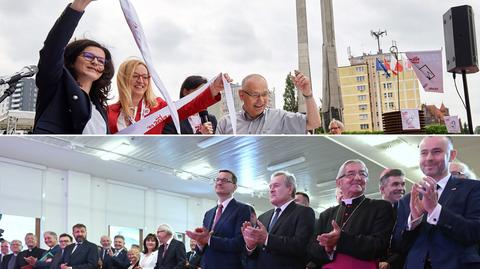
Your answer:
[154,224,185,269]
[14,233,45,269]
[309,160,395,268]
[242,171,315,269]
[0,241,9,263]
[2,240,22,269]
[216,72,321,134]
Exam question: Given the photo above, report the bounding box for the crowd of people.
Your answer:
[2,137,478,269]
[32,0,321,135]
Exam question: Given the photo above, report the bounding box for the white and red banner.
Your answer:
[444,115,461,133]
[401,109,421,130]
[118,0,237,134]
[405,50,443,93]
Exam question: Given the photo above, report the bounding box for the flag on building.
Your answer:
[376,58,390,78]
[390,54,404,75]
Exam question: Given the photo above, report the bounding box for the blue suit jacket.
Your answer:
[34,5,109,134]
[199,198,251,269]
[393,176,480,269]
[62,240,99,269]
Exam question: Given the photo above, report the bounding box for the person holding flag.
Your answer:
[108,59,229,134]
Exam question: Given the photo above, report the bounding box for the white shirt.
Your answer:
[139,250,158,269]
[82,102,107,134]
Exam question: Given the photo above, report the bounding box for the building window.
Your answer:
[383,92,394,98]
[360,114,368,120]
[355,66,365,72]
[359,104,368,111]
[358,95,367,101]
[356,76,365,82]
[385,102,395,110]
[357,85,366,91]
[383,82,392,89]
[360,124,369,130]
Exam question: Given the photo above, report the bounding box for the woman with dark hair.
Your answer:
[138,234,158,269]
[108,59,228,134]
[162,75,218,134]
[34,0,114,134]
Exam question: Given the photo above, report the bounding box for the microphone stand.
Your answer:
[0,82,17,105]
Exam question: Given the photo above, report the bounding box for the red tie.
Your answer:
[212,204,223,230]
[162,244,168,258]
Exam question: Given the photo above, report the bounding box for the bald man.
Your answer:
[216,72,321,134]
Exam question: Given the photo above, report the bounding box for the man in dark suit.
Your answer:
[309,160,395,268]
[242,171,315,269]
[98,236,113,269]
[109,236,129,269]
[186,169,251,269]
[2,240,22,269]
[14,233,45,269]
[378,168,406,269]
[50,234,73,269]
[60,224,98,269]
[154,224,185,269]
[26,231,61,269]
[185,240,201,269]
[1,241,9,264]
[393,136,480,269]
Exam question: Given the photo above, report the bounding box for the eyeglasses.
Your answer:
[81,51,107,66]
[451,171,465,177]
[132,74,151,81]
[242,90,269,99]
[59,240,70,243]
[214,177,234,184]
[339,171,369,179]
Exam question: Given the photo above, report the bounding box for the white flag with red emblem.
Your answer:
[405,50,443,93]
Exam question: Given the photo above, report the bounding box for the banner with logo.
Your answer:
[405,50,443,93]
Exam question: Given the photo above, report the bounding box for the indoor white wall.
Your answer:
[0,158,216,249]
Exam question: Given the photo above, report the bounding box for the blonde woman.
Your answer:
[108,59,230,134]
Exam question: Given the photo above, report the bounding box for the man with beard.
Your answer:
[60,224,98,269]
[378,169,406,269]
[14,233,45,269]
[393,136,480,269]
[308,159,395,268]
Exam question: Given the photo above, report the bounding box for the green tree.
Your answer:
[475,126,480,134]
[425,124,448,134]
[283,74,298,112]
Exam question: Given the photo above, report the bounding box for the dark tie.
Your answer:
[212,204,223,230]
[268,208,282,231]
[188,251,195,263]
[162,244,168,258]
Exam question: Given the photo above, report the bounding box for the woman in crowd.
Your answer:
[34,0,114,134]
[137,233,158,269]
[163,76,218,134]
[108,59,229,134]
[126,247,140,269]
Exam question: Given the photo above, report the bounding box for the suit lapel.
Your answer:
[206,208,216,231]
[438,176,458,206]
[271,202,296,234]
[260,209,274,228]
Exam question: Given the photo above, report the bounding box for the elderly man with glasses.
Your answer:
[186,169,251,269]
[308,159,395,268]
[216,72,321,134]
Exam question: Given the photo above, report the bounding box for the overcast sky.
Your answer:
[1,0,479,127]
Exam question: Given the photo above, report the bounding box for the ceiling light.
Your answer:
[267,156,306,171]
[360,136,398,146]
[384,142,419,168]
[236,186,254,194]
[197,136,230,149]
[175,170,193,180]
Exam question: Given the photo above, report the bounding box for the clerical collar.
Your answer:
[342,194,365,205]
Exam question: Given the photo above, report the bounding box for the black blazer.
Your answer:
[1,254,16,269]
[200,198,251,269]
[154,239,186,269]
[250,201,315,269]
[62,240,99,269]
[162,114,217,134]
[14,247,46,269]
[110,249,129,269]
[34,4,109,134]
[185,251,201,269]
[309,196,395,266]
[393,177,480,269]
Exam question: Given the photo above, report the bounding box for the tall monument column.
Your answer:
[321,0,343,129]
[295,0,311,113]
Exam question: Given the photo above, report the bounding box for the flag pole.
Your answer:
[390,42,401,111]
